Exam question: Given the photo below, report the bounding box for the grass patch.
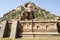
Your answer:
[0,38,60,40]
[0,38,12,40]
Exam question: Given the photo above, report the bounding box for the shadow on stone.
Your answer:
[57,22,60,33]
[16,21,23,38]
[20,11,35,20]
[3,21,11,38]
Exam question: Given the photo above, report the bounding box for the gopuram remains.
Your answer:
[0,2,60,38]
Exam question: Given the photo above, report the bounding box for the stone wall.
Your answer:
[0,20,60,38]
[19,20,57,32]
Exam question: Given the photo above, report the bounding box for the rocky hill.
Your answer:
[1,2,60,21]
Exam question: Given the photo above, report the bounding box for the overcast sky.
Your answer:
[0,0,60,17]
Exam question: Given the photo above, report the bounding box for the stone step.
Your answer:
[22,32,60,35]
[18,32,60,38]
[18,29,57,32]
[20,34,60,38]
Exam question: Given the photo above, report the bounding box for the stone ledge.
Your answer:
[21,32,60,35]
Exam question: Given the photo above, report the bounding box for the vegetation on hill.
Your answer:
[3,11,21,20]
[1,2,60,21]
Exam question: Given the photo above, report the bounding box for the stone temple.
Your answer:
[0,2,60,38]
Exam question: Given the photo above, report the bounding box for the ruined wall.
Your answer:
[0,20,58,32]
[0,20,60,38]
[19,20,57,32]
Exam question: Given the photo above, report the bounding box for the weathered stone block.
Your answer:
[0,21,7,38]
[9,20,18,38]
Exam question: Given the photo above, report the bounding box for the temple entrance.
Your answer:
[57,22,60,33]
[20,11,35,20]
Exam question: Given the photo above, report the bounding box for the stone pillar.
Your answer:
[0,21,7,38]
[9,20,18,38]
[33,24,37,29]
[54,23,57,29]
[53,23,57,32]
[28,23,32,29]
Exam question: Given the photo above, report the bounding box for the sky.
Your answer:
[0,0,60,17]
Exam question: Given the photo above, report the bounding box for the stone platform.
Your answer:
[19,32,60,38]
[0,20,60,38]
